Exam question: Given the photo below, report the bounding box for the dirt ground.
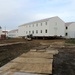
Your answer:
[53,45,75,75]
[0,39,75,75]
[0,39,40,67]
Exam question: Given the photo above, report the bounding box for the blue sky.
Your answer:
[0,0,75,30]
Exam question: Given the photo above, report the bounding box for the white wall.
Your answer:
[49,17,65,37]
[8,30,18,38]
[18,19,50,37]
[66,23,75,38]
[18,16,65,37]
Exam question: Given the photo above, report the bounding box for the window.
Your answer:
[36,30,38,34]
[36,24,38,26]
[41,23,42,26]
[29,31,31,34]
[45,29,47,33]
[32,31,34,34]
[66,27,68,29]
[46,22,47,25]
[40,30,42,33]
[65,33,68,36]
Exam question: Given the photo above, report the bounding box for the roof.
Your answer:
[19,16,58,27]
[9,29,18,33]
[65,22,75,26]
[2,31,8,33]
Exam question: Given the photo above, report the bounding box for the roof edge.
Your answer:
[18,16,59,27]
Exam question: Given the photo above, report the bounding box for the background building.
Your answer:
[18,16,65,38]
[0,26,2,39]
[0,26,8,39]
[65,22,75,38]
[7,29,18,38]
[2,31,8,37]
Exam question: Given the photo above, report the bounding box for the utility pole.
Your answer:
[5,26,6,38]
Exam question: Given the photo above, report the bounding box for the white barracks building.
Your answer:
[65,22,75,38]
[18,16,65,38]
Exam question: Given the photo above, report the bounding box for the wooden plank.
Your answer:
[0,63,17,72]
[0,63,52,74]
[0,63,18,75]
[0,42,25,47]
[13,72,48,75]
[11,57,53,64]
[0,49,54,75]
[30,49,37,52]
[20,52,53,59]
[33,45,49,50]
[20,63,52,74]
[46,50,59,55]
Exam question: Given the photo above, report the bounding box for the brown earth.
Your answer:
[0,39,40,67]
[53,46,75,75]
[0,39,75,75]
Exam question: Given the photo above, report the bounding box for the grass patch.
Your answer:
[65,39,75,45]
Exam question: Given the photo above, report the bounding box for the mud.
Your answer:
[0,39,75,75]
[53,46,75,75]
[0,41,40,67]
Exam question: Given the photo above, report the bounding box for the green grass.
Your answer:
[65,39,75,45]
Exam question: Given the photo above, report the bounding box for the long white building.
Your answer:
[18,16,65,38]
[65,22,75,38]
[7,29,18,38]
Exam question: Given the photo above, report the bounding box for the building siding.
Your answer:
[65,22,75,38]
[8,29,18,38]
[18,16,65,38]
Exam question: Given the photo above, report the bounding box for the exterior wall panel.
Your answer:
[8,29,18,38]
[66,23,75,38]
[18,16,65,38]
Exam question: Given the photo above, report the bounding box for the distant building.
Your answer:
[2,31,8,37]
[0,26,2,39]
[0,26,8,39]
[7,29,18,38]
[65,22,75,38]
[18,16,65,38]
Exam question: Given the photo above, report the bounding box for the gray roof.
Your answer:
[65,22,75,26]
[19,16,58,27]
[9,29,18,33]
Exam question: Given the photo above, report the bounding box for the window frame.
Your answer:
[65,33,68,36]
[45,29,47,33]
[40,30,42,33]
[36,30,38,34]
[66,27,68,29]
[46,22,47,25]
